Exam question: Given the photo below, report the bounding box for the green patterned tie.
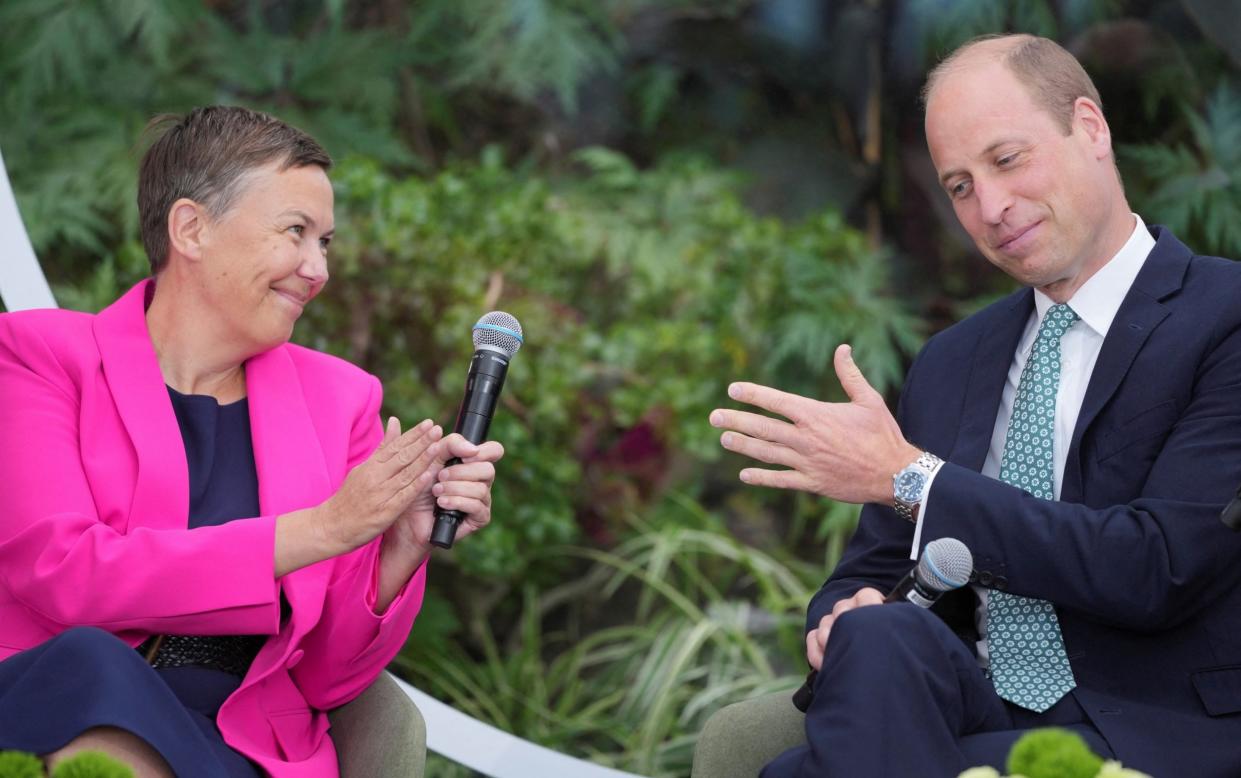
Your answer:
[987,302,1079,712]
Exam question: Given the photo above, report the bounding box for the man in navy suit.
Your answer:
[710,33,1241,777]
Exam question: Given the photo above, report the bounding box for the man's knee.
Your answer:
[832,603,946,643]
[826,603,958,670]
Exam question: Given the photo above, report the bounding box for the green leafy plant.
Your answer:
[1007,728,1103,778]
[958,727,1151,778]
[306,150,914,584]
[398,504,820,777]
[0,750,44,778]
[1124,83,1241,258]
[0,749,137,778]
[51,751,136,778]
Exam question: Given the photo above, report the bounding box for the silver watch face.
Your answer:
[894,470,926,502]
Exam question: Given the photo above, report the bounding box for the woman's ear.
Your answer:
[167,198,208,262]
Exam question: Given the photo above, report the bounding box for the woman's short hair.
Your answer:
[922,34,1103,134]
[138,106,332,274]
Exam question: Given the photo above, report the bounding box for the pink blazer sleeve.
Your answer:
[0,314,281,639]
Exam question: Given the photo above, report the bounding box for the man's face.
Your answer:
[925,58,1119,300]
[195,162,334,352]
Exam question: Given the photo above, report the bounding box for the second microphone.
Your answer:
[792,537,974,712]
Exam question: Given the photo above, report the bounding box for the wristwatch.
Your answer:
[892,452,944,523]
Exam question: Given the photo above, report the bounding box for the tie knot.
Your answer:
[1038,303,1078,341]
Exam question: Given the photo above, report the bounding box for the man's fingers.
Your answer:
[727,382,806,423]
[832,597,858,620]
[709,408,799,447]
[834,344,882,405]
[737,467,811,491]
[806,629,824,671]
[808,614,834,671]
[720,430,799,468]
[832,588,886,619]
[854,587,886,606]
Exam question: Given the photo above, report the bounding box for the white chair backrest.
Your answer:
[0,149,56,311]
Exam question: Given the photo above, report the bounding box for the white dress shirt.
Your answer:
[907,214,1156,665]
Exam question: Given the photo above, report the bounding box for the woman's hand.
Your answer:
[385,433,505,554]
[315,418,443,550]
[371,433,504,612]
[275,417,442,577]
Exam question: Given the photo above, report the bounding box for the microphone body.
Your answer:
[430,313,523,549]
[452,349,511,443]
[883,565,951,608]
[430,349,509,548]
[792,537,973,712]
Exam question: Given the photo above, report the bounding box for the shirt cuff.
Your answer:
[907,464,943,560]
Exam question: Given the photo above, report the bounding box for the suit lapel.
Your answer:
[245,345,334,624]
[950,289,1033,472]
[92,280,189,531]
[1062,227,1188,500]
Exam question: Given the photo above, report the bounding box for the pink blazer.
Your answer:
[0,280,426,776]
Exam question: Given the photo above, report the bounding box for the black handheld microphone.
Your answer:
[1222,482,1241,531]
[429,312,524,549]
[791,537,974,713]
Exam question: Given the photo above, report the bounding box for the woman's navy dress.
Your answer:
[0,388,268,776]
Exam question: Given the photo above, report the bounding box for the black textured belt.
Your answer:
[138,634,265,678]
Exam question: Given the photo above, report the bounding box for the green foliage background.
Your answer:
[2,1,1238,775]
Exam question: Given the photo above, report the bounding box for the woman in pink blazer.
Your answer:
[0,107,502,777]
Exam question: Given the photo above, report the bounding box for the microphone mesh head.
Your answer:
[918,538,974,592]
[472,311,524,358]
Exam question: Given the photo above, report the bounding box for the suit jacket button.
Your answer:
[977,571,994,586]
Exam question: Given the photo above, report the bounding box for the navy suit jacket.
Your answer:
[810,227,1241,776]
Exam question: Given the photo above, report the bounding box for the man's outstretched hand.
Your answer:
[709,344,920,505]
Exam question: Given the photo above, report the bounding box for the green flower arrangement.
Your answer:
[959,728,1151,778]
[0,750,135,778]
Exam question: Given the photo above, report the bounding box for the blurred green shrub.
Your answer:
[301,149,912,774]
[302,148,918,583]
[398,506,823,777]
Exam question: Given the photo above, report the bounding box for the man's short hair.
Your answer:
[922,34,1103,134]
[138,106,332,274]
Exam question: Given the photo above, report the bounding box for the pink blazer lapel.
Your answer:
[245,347,334,519]
[92,280,189,532]
[245,345,335,626]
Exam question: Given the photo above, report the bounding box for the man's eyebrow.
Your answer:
[938,138,1025,186]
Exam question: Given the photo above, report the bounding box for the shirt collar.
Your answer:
[1031,213,1155,338]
